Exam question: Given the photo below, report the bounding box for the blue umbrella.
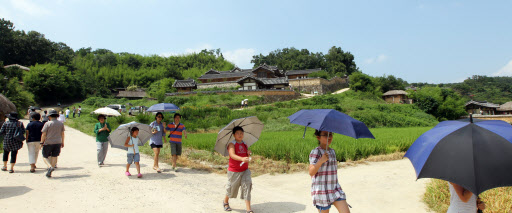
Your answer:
[288,109,375,139]
[404,115,512,195]
[147,103,180,112]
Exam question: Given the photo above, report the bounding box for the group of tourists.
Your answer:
[1,108,487,213]
[93,112,186,178]
[1,110,65,177]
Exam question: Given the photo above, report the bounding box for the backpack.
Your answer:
[13,121,26,142]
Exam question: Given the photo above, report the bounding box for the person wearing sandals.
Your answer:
[149,112,166,173]
[165,113,187,172]
[124,127,142,178]
[0,112,25,173]
[94,114,111,167]
[309,130,350,213]
[41,109,65,178]
[26,112,44,173]
[223,126,254,213]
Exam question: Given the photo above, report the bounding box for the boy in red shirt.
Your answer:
[223,126,253,213]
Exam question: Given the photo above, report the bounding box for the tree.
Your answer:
[349,72,375,92]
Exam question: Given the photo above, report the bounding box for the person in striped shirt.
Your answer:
[165,113,187,172]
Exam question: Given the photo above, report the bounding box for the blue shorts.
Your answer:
[316,197,346,210]
[127,153,140,164]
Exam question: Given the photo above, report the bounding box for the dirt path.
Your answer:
[0,120,428,212]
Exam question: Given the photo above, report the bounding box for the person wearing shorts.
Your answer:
[165,113,186,172]
[41,110,65,178]
[149,112,166,173]
[223,126,253,213]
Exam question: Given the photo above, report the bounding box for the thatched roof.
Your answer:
[4,64,30,71]
[497,101,512,111]
[0,93,17,114]
[116,91,147,98]
[382,90,408,96]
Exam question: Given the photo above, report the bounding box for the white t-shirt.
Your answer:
[78,108,82,113]
[65,109,70,115]
[447,184,477,213]
[127,136,139,154]
[58,114,66,123]
[241,100,244,106]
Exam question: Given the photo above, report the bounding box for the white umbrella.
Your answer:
[108,122,152,151]
[215,116,264,156]
[92,107,121,117]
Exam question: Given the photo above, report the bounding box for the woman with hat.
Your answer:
[0,112,26,173]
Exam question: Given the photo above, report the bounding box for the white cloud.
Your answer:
[364,54,388,64]
[223,48,256,68]
[492,59,512,76]
[10,0,52,16]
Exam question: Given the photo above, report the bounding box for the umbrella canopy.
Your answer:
[147,103,180,112]
[215,116,264,156]
[288,109,375,139]
[404,116,512,195]
[92,107,121,117]
[0,93,16,114]
[108,122,153,151]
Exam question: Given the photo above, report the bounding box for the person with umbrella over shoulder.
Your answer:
[0,112,25,173]
[40,109,65,178]
[124,127,142,178]
[223,126,254,213]
[309,130,350,213]
[165,113,187,172]
[94,114,111,167]
[149,112,166,173]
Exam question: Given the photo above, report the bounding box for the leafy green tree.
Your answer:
[374,75,407,93]
[24,63,85,104]
[349,72,375,92]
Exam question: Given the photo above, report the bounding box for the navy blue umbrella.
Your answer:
[405,116,512,195]
[288,109,375,140]
[147,103,180,112]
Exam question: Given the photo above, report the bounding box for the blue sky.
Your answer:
[1,0,511,83]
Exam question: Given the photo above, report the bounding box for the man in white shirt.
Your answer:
[65,108,70,118]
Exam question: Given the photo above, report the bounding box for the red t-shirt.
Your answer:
[228,141,249,172]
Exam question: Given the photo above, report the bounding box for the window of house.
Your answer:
[257,72,266,78]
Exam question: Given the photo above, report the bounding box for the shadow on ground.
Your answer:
[0,186,32,199]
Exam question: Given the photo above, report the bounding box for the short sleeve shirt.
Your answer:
[309,146,346,207]
[26,121,44,142]
[165,123,185,144]
[42,120,65,144]
[149,121,165,145]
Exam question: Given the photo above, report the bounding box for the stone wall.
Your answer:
[288,76,349,95]
[166,90,300,101]
[471,115,512,123]
[197,81,239,89]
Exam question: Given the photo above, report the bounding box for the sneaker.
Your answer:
[125,171,131,176]
[137,173,143,178]
[173,167,178,172]
[46,167,53,178]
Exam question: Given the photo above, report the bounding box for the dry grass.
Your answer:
[423,179,512,213]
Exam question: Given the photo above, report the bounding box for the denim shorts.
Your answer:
[316,197,346,210]
[127,153,140,164]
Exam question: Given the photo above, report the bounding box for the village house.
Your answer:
[197,64,287,83]
[497,101,512,115]
[464,100,500,115]
[172,78,197,92]
[237,75,289,90]
[382,90,411,104]
[112,88,148,99]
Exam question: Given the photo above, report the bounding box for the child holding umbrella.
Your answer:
[223,126,253,213]
[124,127,142,178]
[309,130,350,213]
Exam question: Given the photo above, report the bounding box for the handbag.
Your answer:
[13,122,26,142]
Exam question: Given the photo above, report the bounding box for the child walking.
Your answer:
[223,126,253,213]
[124,127,142,178]
[309,130,350,213]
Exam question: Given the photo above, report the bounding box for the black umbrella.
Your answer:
[405,115,512,195]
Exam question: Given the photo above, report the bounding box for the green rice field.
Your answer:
[184,127,432,163]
